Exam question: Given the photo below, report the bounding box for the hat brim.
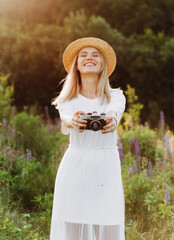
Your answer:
[63,37,116,77]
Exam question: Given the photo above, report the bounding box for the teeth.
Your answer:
[85,63,95,66]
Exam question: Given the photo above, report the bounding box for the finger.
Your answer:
[73,118,87,124]
[73,111,86,118]
[72,118,87,125]
[102,125,116,134]
[73,125,84,132]
[76,111,86,115]
[104,116,113,122]
[103,122,115,130]
[72,121,86,128]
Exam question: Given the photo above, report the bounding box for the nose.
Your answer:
[87,56,93,60]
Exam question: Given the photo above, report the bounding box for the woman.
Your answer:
[50,37,126,240]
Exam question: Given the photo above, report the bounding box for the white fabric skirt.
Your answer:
[50,145,125,240]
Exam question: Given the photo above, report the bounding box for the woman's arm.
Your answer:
[61,115,73,135]
[61,111,87,135]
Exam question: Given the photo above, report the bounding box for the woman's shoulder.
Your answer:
[55,96,77,110]
[110,88,125,98]
[108,88,126,105]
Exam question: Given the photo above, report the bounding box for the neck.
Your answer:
[80,73,99,98]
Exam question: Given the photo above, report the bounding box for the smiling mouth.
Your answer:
[84,62,96,66]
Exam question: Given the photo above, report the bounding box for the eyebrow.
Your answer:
[79,51,99,54]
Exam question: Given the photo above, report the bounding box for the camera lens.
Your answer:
[90,120,101,131]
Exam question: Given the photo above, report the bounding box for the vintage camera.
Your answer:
[79,111,106,131]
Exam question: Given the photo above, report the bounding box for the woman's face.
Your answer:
[77,47,102,75]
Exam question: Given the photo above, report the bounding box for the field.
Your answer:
[0,78,173,240]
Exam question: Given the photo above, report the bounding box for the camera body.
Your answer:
[79,111,106,131]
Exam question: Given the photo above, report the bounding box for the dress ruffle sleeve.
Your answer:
[56,101,74,120]
[55,100,75,135]
[107,90,126,124]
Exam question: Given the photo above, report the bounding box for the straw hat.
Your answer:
[63,37,116,77]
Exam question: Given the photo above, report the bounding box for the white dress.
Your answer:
[50,89,126,240]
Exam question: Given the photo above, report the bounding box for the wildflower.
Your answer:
[148,161,153,178]
[11,106,16,117]
[26,149,32,161]
[12,128,16,139]
[165,185,170,204]
[160,111,165,133]
[26,149,36,161]
[8,124,11,132]
[164,133,171,155]
[45,105,51,121]
[134,137,141,173]
[2,118,7,127]
[134,137,140,158]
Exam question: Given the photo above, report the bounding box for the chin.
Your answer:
[81,70,100,74]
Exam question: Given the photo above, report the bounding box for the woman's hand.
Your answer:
[72,111,87,132]
[102,116,117,134]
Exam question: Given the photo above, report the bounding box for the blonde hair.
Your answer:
[51,50,114,107]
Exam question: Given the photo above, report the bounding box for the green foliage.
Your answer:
[1,8,174,128]
[122,84,144,129]
[31,193,53,234]
[122,159,174,239]
[0,146,53,209]
[122,126,157,164]
[0,195,47,240]
[13,111,56,163]
[0,108,174,238]
[0,73,14,122]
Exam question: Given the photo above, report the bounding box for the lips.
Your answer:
[84,62,96,66]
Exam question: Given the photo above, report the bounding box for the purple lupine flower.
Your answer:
[165,185,170,204]
[8,124,11,132]
[26,149,33,161]
[148,161,153,178]
[164,133,171,155]
[47,124,54,134]
[134,137,141,173]
[2,118,7,127]
[118,146,124,164]
[45,105,51,121]
[54,117,59,125]
[12,128,16,139]
[46,235,50,238]
[26,149,37,161]
[134,137,140,158]
[11,106,16,117]
[160,111,165,133]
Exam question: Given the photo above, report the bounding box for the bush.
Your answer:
[122,125,157,164]
[13,112,56,163]
[0,73,14,122]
